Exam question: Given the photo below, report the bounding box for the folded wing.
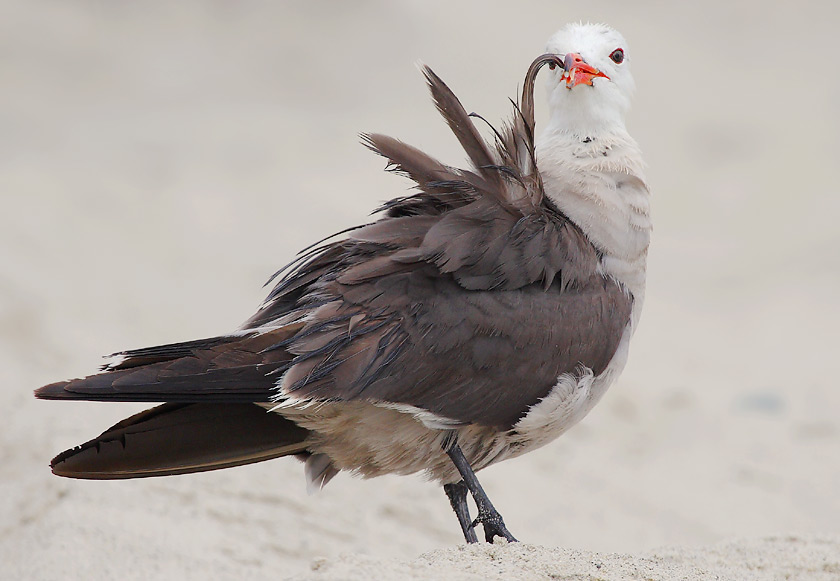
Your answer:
[36,63,632,440]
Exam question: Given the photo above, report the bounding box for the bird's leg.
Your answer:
[443,480,478,543]
[442,437,518,543]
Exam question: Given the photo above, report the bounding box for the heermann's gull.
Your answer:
[35,23,651,544]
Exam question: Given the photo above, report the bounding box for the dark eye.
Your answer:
[609,48,624,64]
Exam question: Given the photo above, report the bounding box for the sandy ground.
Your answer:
[2,1,839,579]
[296,536,840,580]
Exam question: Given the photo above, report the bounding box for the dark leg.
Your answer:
[443,439,518,543]
[444,480,479,543]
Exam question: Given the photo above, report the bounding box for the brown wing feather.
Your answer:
[279,265,631,429]
[35,328,297,402]
[422,66,506,198]
[50,403,309,479]
[36,62,629,432]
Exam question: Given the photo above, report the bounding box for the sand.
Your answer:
[2,1,839,579]
[297,537,840,580]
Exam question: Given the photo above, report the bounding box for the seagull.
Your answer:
[35,22,650,544]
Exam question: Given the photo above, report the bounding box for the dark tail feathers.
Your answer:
[50,403,310,479]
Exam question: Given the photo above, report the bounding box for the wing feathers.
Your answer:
[35,330,296,403]
[37,59,631,435]
[50,403,309,479]
[421,66,506,197]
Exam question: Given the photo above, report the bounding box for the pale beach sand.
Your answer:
[1,1,838,579]
[296,537,840,580]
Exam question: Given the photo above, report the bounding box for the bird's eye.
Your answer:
[609,48,624,64]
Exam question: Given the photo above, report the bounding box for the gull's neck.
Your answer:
[536,113,652,327]
[543,86,631,139]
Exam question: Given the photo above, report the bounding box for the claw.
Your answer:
[473,508,517,543]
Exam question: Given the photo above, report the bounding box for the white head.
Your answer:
[543,23,634,137]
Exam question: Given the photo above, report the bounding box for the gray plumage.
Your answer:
[36,46,639,541]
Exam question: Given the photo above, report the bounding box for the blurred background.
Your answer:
[1,1,838,578]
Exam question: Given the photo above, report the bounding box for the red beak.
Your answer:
[562,53,609,89]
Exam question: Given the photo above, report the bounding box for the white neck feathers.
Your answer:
[536,126,651,325]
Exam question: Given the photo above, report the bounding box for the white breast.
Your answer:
[537,128,651,326]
